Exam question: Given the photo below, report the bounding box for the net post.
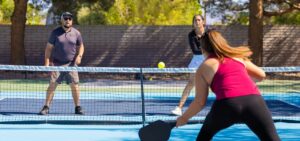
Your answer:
[140,68,146,126]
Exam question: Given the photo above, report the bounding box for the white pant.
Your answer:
[188,55,205,68]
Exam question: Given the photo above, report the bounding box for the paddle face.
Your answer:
[138,120,176,141]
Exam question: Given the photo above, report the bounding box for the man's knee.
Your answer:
[68,71,79,84]
[47,82,57,91]
[70,83,80,91]
[71,83,79,87]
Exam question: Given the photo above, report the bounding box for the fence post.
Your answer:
[140,68,146,126]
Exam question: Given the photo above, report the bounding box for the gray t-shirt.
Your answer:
[48,27,83,64]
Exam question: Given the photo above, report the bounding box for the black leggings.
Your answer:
[197,95,280,141]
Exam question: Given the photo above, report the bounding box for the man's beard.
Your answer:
[64,24,72,28]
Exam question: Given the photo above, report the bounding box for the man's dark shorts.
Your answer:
[50,62,79,84]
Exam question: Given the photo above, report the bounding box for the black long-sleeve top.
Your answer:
[188,30,202,55]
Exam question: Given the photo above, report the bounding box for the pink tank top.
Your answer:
[210,57,260,100]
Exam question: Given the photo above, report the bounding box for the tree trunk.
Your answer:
[10,0,28,65]
[249,0,263,66]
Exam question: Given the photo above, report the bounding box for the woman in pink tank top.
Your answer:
[175,30,280,141]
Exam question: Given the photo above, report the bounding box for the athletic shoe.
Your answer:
[38,105,49,115]
[171,106,182,116]
[75,106,84,115]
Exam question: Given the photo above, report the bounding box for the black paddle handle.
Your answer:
[169,121,177,128]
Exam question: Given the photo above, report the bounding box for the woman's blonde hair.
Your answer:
[200,30,252,61]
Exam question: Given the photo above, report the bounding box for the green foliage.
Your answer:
[4,0,202,25]
[78,0,202,25]
[235,12,249,25]
[0,0,46,25]
[0,0,14,24]
[77,3,108,25]
[27,3,46,25]
[226,12,249,25]
[205,0,300,25]
[228,10,300,25]
[269,11,300,25]
[49,0,114,25]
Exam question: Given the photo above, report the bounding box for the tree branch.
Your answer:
[207,1,249,11]
[264,0,300,17]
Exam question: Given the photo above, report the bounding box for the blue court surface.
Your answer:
[1,93,299,117]
[0,122,300,141]
[1,77,300,140]
[1,93,300,141]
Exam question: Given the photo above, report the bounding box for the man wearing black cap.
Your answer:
[39,12,84,115]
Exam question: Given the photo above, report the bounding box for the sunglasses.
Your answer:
[63,17,72,21]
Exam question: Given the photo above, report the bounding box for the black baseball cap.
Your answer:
[61,12,73,19]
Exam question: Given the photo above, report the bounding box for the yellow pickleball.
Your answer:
[158,62,165,69]
[149,77,153,81]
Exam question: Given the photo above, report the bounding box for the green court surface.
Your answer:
[0,79,299,94]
